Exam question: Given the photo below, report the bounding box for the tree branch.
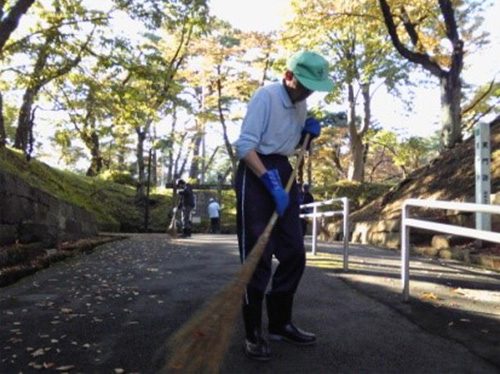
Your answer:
[462,79,496,115]
[399,6,419,48]
[0,0,35,53]
[439,0,459,43]
[378,0,445,78]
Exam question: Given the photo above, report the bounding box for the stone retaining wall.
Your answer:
[347,193,499,251]
[0,169,98,246]
[321,193,499,271]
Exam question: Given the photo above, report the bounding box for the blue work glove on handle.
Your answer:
[302,117,321,138]
[299,117,321,151]
[260,169,289,217]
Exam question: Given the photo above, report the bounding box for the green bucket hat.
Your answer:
[287,51,334,92]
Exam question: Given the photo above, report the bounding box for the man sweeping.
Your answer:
[234,50,334,361]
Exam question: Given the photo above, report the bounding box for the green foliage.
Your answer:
[366,129,439,178]
[462,81,500,134]
[315,179,393,211]
[98,169,136,186]
[1,102,18,143]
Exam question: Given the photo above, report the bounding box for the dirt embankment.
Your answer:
[353,118,499,223]
[344,117,500,263]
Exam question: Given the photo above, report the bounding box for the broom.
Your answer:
[163,134,311,373]
[167,187,179,238]
[166,206,178,238]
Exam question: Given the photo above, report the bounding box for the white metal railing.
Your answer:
[401,198,500,301]
[300,197,350,270]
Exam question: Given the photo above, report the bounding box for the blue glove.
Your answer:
[260,169,289,216]
[302,117,321,138]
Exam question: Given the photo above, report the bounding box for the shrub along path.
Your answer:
[0,234,498,373]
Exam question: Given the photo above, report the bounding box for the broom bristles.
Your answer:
[167,208,178,238]
[163,135,310,373]
[164,221,275,373]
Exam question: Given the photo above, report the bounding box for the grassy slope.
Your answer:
[0,147,172,232]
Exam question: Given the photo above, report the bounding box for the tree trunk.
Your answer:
[167,118,177,183]
[85,130,102,176]
[151,148,158,187]
[201,135,206,184]
[14,87,36,153]
[0,92,6,147]
[346,83,364,182]
[188,120,203,182]
[440,72,462,148]
[136,128,146,199]
[216,78,238,184]
[348,136,365,182]
[379,0,464,149]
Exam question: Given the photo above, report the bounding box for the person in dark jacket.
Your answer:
[176,179,195,238]
[300,183,315,236]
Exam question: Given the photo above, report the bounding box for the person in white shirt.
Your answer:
[207,198,221,233]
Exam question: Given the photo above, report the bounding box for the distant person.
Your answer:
[177,179,195,238]
[207,198,221,233]
[300,184,314,236]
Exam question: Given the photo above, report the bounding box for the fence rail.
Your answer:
[401,198,500,301]
[300,197,350,271]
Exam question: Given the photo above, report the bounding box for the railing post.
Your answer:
[312,205,318,255]
[342,197,349,271]
[401,203,410,302]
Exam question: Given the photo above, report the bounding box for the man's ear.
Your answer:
[285,70,294,81]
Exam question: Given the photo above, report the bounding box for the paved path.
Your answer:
[0,234,499,373]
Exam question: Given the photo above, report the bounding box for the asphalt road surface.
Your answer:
[1,234,499,373]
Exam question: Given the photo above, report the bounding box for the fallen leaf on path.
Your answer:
[55,365,75,371]
[31,348,45,357]
[29,362,43,369]
[420,292,439,300]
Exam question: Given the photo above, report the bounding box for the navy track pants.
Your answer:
[235,154,306,296]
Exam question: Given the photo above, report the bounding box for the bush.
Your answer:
[315,180,393,211]
[98,170,136,186]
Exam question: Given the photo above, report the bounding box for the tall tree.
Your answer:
[184,20,273,183]
[110,1,208,198]
[8,0,107,157]
[282,0,409,181]
[0,0,39,147]
[50,63,115,176]
[378,0,489,148]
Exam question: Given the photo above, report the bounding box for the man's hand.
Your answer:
[298,117,321,151]
[302,117,321,138]
[260,169,289,216]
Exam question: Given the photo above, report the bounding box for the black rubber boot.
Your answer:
[180,228,189,238]
[266,293,316,346]
[243,289,271,361]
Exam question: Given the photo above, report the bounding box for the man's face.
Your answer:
[284,72,313,103]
